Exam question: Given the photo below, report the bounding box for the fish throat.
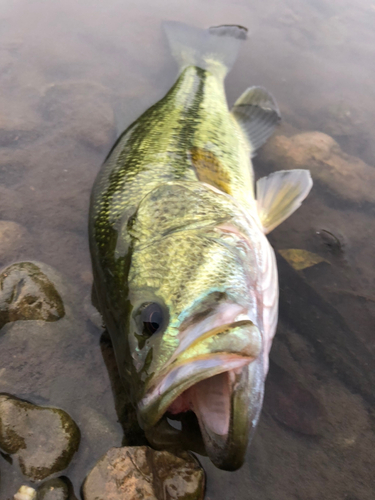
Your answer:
[167,370,233,437]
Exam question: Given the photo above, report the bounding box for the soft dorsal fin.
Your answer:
[256,170,313,234]
[231,86,281,155]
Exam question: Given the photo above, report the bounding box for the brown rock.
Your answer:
[37,477,78,500]
[83,446,205,500]
[0,394,80,481]
[0,262,65,329]
[258,131,375,203]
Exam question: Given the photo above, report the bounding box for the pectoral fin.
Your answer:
[257,169,313,234]
[231,86,281,155]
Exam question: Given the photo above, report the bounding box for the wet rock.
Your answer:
[39,82,115,151]
[0,262,65,329]
[82,446,205,500]
[37,477,78,500]
[264,361,326,435]
[0,394,80,481]
[0,221,30,265]
[14,485,37,500]
[258,131,375,203]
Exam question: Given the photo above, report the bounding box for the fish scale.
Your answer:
[89,22,312,470]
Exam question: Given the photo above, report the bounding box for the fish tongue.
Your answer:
[189,371,232,459]
[189,360,264,470]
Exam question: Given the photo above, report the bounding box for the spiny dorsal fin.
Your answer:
[231,86,281,155]
[256,169,313,234]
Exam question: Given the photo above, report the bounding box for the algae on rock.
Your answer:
[83,446,205,500]
[0,262,65,330]
[0,394,80,481]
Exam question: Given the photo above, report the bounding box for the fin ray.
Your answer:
[257,170,313,234]
[231,86,281,154]
[163,21,247,79]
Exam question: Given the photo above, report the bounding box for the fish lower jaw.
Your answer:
[138,354,251,429]
[140,356,261,470]
[167,369,234,437]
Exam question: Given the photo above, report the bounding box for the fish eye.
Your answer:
[140,302,164,336]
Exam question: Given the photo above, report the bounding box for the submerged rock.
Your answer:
[83,446,205,500]
[258,131,375,203]
[0,394,80,481]
[37,477,78,500]
[0,116,41,149]
[0,262,65,330]
[39,81,115,151]
[14,485,37,500]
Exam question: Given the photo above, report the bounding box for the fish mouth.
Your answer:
[138,320,265,470]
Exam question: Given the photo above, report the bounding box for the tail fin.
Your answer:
[163,21,248,79]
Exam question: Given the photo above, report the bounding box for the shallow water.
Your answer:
[1,0,375,498]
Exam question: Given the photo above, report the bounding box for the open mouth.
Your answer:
[168,362,246,435]
[138,320,264,470]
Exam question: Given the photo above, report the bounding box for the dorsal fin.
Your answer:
[256,169,313,234]
[231,86,281,155]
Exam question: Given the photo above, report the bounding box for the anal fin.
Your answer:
[231,86,281,154]
[257,169,313,234]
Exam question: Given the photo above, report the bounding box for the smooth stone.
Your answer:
[258,131,375,203]
[0,394,80,481]
[0,262,65,330]
[14,485,37,500]
[82,446,205,500]
[37,477,78,500]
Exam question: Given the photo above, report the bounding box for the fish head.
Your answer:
[120,183,266,470]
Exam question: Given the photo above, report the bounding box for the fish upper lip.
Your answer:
[138,353,253,428]
[137,319,262,428]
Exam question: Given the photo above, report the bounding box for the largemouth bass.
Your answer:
[89,22,312,471]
